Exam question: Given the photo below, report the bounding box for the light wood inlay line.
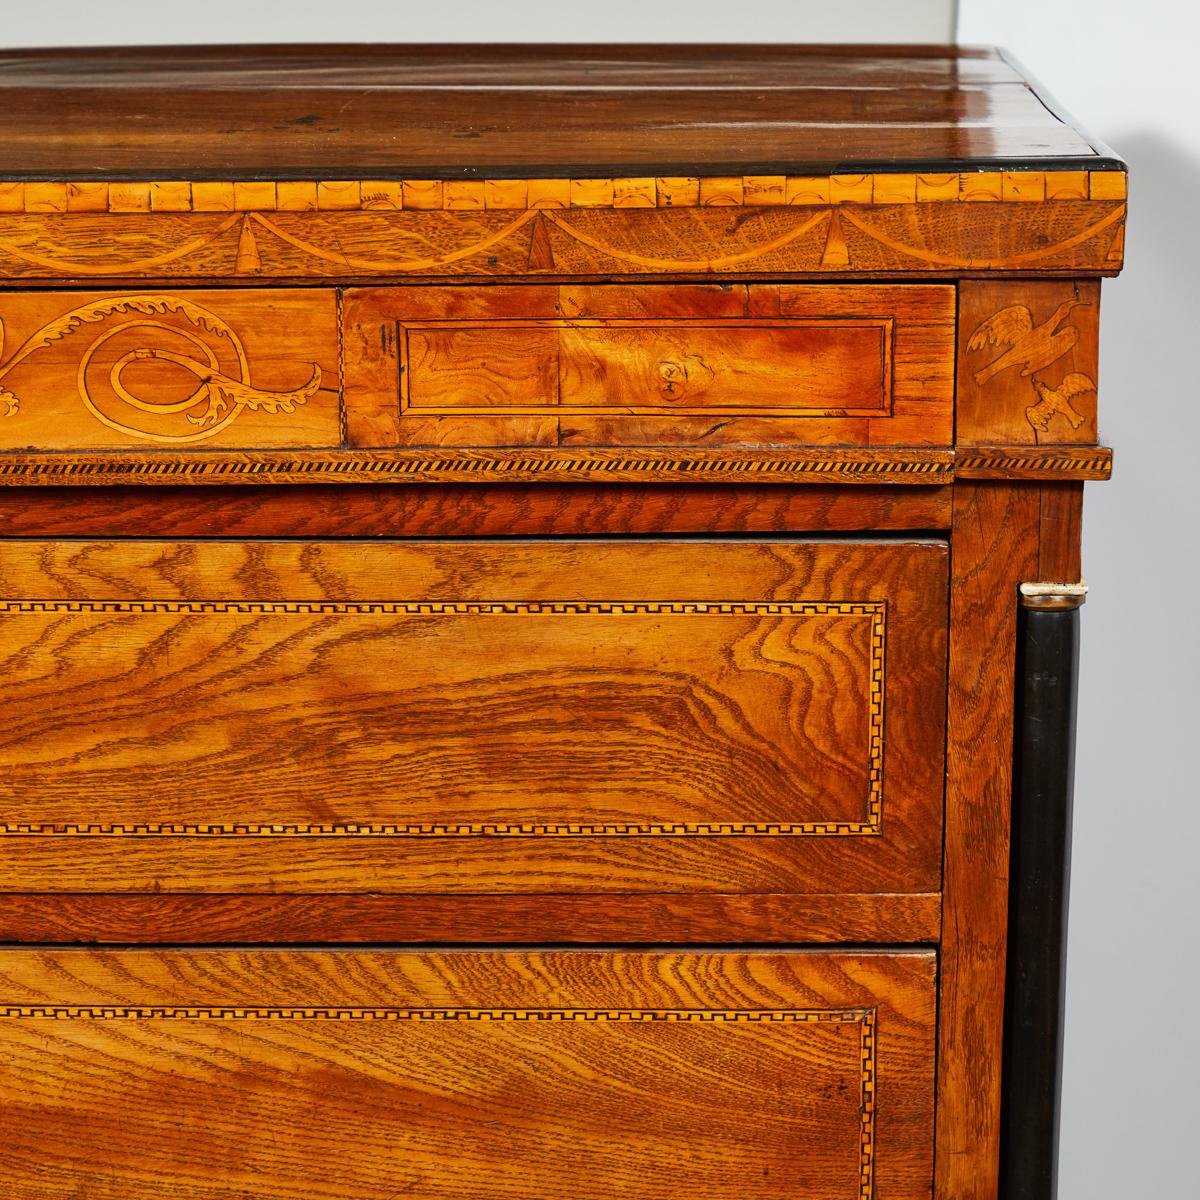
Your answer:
[0,172,1126,213]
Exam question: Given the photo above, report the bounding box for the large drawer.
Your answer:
[0,537,946,896]
[0,948,936,1200]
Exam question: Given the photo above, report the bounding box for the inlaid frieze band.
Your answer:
[0,202,1127,278]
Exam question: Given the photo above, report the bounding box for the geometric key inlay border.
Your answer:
[0,1005,877,1200]
[0,599,886,837]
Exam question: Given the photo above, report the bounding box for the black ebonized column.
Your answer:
[1001,595,1083,1200]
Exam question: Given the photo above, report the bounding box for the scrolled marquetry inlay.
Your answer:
[0,293,322,443]
[0,598,886,839]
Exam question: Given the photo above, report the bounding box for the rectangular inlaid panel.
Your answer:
[0,538,947,894]
[344,283,954,450]
[0,949,937,1200]
[401,319,892,416]
[0,289,341,450]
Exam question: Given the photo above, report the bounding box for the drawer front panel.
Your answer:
[0,289,341,450]
[0,538,947,894]
[345,283,955,450]
[0,949,936,1200]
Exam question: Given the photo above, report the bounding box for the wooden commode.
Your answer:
[0,45,1125,1200]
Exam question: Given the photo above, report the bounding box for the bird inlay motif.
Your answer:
[968,300,1084,385]
[1026,375,1094,433]
[967,299,1096,435]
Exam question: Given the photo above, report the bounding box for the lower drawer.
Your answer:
[0,949,936,1200]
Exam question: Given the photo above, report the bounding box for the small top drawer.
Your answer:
[346,283,955,451]
[0,282,953,470]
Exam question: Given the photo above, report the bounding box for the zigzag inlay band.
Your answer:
[0,450,1114,483]
[955,450,1112,474]
[0,599,886,838]
[0,454,955,483]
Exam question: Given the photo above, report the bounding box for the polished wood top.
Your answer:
[0,44,1120,180]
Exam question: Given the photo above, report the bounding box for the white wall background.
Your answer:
[957,4,1200,1197]
[0,1,955,46]
[4,3,1195,1198]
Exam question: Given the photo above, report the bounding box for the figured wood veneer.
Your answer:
[401,320,892,415]
[346,283,954,452]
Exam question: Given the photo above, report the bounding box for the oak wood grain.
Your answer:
[0,891,941,945]
[0,484,954,538]
[1,835,940,896]
[0,948,936,1200]
[0,538,946,896]
[1038,482,1085,581]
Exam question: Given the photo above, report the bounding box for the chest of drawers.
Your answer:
[0,44,1124,1200]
